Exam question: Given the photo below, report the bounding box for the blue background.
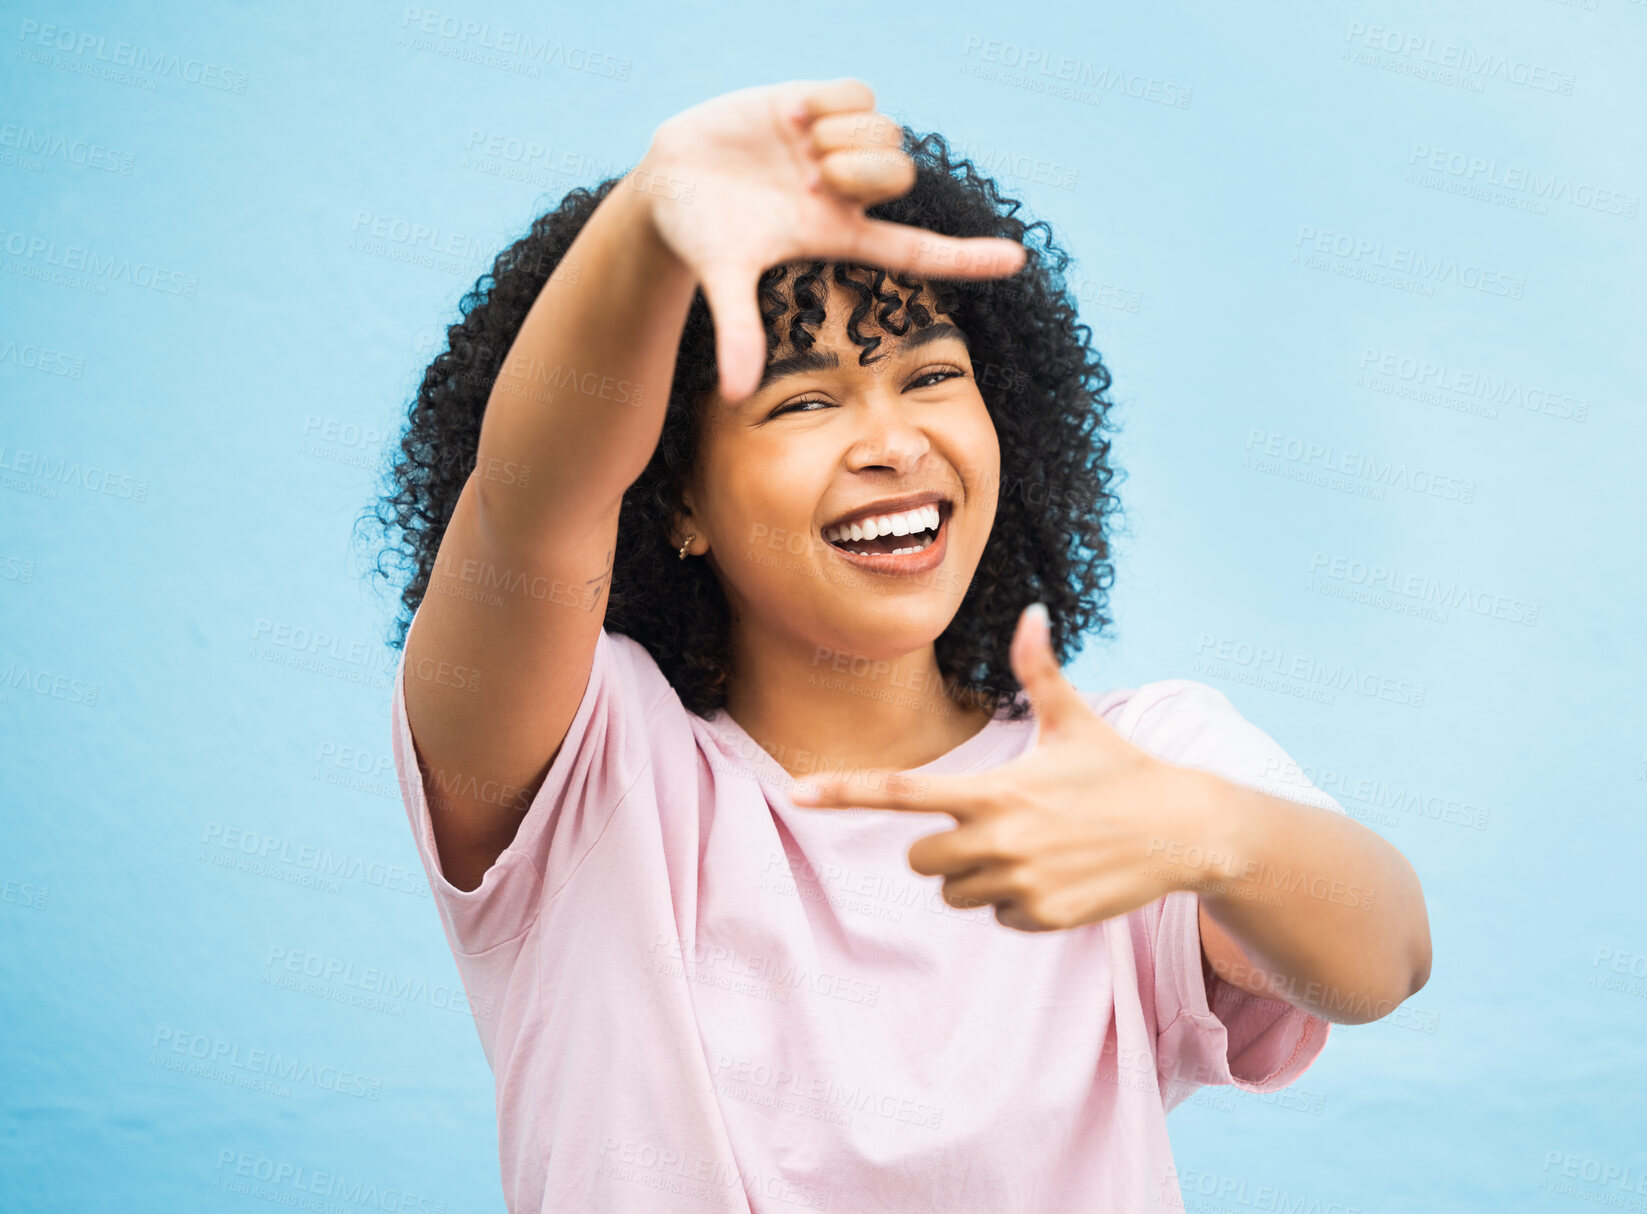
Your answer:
[3,0,1642,1210]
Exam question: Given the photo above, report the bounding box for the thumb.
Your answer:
[698,262,766,403]
[1010,603,1088,734]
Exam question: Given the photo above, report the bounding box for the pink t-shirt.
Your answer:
[390,619,1344,1213]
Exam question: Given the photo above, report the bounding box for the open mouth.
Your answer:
[822,502,947,558]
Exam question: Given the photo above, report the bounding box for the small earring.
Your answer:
[678,534,695,561]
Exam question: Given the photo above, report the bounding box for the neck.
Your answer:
[721,616,994,783]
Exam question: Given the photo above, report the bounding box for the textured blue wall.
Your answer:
[2,0,1642,1210]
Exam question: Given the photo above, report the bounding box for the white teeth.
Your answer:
[822,503,946,545]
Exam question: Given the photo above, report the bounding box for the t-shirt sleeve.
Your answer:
[389,616,657,960]
[1117,679,1345,1113]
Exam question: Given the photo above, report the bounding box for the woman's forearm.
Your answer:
[1175,769,1433,1023]
[472,156,701,545]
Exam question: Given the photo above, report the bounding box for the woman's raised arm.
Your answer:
[403,78,1027,892]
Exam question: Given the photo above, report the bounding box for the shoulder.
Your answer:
[1078,677,1240,747]
[600,628,687,723]
[1078,678,1342,812]
[516,628,700,797]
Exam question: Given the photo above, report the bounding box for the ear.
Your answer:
[677,477,699,519]
[670,479,705,556]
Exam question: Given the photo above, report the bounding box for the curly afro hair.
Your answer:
[366,128,1125,721]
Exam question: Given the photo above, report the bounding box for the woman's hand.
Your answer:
[788,604,1225,933]
[635,78,1028,402]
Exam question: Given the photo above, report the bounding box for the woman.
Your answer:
[372,77,1431,1213]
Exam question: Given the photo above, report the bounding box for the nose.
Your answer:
[843,387,932,475]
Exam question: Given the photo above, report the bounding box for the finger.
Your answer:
[787,770,993,818]
[994,901,1054,933]
[837,218,1027,281]
[940,863,1020,912]
[907,823,1004,877]
[783,77,877,128]
[815,145,916,205]
[807,111,903,156]
[696,262,765,403]
[1009,602,1089,734]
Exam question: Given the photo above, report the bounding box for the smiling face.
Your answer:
[677,269,1001,667]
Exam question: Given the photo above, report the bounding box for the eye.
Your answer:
[764,368,966,419]
[767,396,835,419]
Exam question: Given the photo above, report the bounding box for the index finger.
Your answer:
[787,770,994,819]
[846,219,1028,281]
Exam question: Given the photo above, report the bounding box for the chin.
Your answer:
[807,597,957,662]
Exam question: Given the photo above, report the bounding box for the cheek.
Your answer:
[700,441,831,559]
[947,403,1001,507]
[974,428,1002,490]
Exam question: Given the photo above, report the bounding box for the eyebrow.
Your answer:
[751,322,969,396]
